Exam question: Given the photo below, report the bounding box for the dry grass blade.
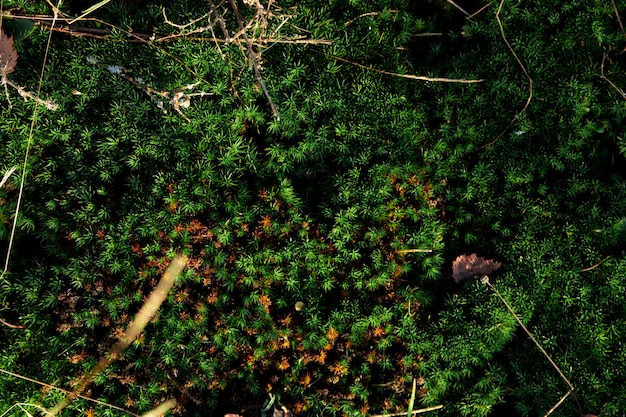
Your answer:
[68,0,112,24]
[46,255,188,416]
[0,368,139,416]
[2,0,60,279]
[368,405,444,417]
[468,2,492,19]
[579,257,607,272]
[0,166,16,189]
[0,317,24,328]
[327,54,484,83]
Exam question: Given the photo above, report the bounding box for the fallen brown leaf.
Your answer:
[452,253,502,283]
[0,28,17,74]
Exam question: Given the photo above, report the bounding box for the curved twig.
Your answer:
[478,0,533,150]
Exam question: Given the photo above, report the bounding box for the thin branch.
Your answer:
[478,0,533,150]
[208,0,231,41]
[4,78,58,110]
[206,0,225,57]
[26,15,331,45]
[327,53,484,83]
[480,276,583,416]
[611,0,626,38]
[468,2,492,19]
[600,53,626,100]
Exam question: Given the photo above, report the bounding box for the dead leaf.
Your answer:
[452,253,502,283]
[0,28,17,74]
[273,406,293,417]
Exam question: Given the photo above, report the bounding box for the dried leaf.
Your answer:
[273,406,293,417]
[452,253,502,283]
[0,28,17,74]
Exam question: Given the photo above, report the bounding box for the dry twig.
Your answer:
[468,2,492,19]
[480,275,585,417]
[611,0,626,38]
[478,0,533,149]
[600,53,626,100]
[228,0,279,119]
[579,257,608,272]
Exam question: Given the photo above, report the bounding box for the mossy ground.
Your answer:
[1,0,626,416]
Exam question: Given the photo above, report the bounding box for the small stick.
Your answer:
[4,77,58,110]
